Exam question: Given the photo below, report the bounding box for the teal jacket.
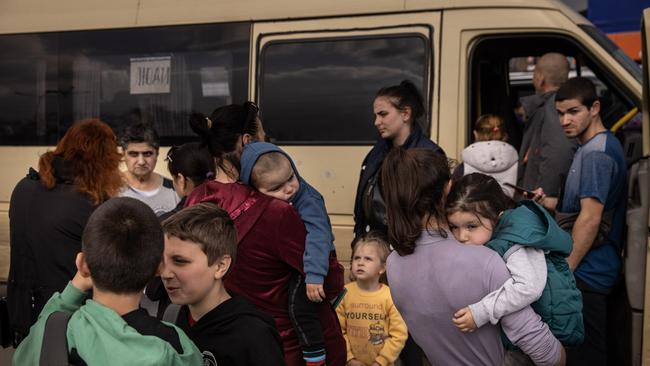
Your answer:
[13,283,202,366]
[488,200,584,346]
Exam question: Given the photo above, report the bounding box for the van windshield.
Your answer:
[579,24,642,83]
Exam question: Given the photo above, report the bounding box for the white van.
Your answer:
[0,1,648,363]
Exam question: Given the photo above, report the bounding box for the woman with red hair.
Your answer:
[7,119,123,342]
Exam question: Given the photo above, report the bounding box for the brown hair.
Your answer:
[38,119,122,206]
[474,114,506,141]
[250,152,291,188]
[189,102,261,180]
[446,173,516,228]
[83,197,163,293]
[166,142,216,188]
[162,202,237,266]
[351,231,391,284]
[555,77,598,108]
[351,231,391,264]
[375,80,425,122]
[118,122,161,151]
[381,148,451,256]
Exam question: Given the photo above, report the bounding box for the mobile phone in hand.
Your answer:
[504,182,536,196]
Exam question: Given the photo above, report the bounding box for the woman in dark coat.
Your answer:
[8,119,122,341]
[353,80,445,237]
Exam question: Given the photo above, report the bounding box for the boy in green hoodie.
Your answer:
[446,173,583,348]
[13,197,202,366]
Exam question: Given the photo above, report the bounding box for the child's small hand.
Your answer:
[452,306,477,333]
[306,283,326,302]
[72,252,93,292]
[71,271,93,293]
[346,359,365,366]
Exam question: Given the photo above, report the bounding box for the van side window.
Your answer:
[0,22,250,146]
[259,35,429,144]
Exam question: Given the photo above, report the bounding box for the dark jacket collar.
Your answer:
[376,121,427,152]
[51,156,75,184]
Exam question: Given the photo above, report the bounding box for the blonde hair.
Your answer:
[351,231,391,283]
[351,231,391,264]
[474,114,506,141]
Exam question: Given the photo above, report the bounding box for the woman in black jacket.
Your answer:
[353,80,445,237]
[7,119,123,342]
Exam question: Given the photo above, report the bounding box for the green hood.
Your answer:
[68,300,201,365]
[490,200,572,256]
[13,284,202,366]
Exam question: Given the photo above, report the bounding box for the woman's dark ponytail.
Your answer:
[189,112,211,140]
[381,148,450,256]
[189,112,225,161]
[381,148,421,255]
[188,102,261,176]
[399,80,424,119]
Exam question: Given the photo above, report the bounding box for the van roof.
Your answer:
[1,0,588,34]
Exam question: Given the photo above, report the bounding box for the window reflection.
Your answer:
[0,23,250,145]
[260,35,429,144]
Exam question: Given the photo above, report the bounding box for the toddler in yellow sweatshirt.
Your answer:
[336,232,407,366]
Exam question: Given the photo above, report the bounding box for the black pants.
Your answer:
[399,333,424,365]
[288,273,325,353]
[567,279,608,366]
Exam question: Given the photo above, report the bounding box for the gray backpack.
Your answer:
[139,294,181,324]
[40,311,73,366]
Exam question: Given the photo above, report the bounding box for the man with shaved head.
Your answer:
[518,52,576,203]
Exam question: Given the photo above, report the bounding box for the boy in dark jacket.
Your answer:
[160,203,286,366]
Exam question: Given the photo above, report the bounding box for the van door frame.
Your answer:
[640,9,650,366]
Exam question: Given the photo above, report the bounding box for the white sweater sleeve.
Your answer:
[468,246,547,328]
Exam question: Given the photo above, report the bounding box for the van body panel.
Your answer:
[0,0,593,34]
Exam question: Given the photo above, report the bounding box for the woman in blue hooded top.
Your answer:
[446,173,584,350]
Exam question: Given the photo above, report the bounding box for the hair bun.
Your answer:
[400,80,417,90]
[189,112,211,140]
[401,80,424,119]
